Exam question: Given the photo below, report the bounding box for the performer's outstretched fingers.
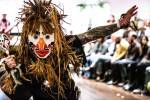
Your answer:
[119,5,138,28]
[127,5,138,17]
[132,7,138,15]
[128,5,137,13]
[132,11,137,16]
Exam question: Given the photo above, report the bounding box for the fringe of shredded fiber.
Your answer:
[1,75,14,94]
[28,60,59,85]
[17,0,80,99]
[28,59,65,98]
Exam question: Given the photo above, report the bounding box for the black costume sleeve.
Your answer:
[77,23,119,44]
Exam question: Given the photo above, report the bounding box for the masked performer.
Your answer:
[0,0,137,100]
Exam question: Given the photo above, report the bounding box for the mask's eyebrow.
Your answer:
[42,32,47,35]
[41,31,53,35]
[35,31,40,35]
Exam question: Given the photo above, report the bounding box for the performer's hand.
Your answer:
[4,55,16,69]
[119,5,138,28]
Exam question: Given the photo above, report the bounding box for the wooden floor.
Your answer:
[0,73,150,100]
[74,77,150,100]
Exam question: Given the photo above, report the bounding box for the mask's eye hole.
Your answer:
[51,42,54,45]
[45,34,50,39]
[35,31,40,35]
[33,31,40,39]
[29,42,33,46]
[33,34,38,39]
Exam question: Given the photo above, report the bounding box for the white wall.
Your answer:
[64,0,150,34]
[108,0,150,19]
[0,0,150,34]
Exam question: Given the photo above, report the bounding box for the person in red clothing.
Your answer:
[0,14,10,34]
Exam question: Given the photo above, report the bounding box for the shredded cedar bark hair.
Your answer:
[1,75,15,94]
[15,0,80,99]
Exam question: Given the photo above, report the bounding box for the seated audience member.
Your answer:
[81,42,94,78]
[132,39,150,93]
[124,35,149,91]
[90,36,108,79]
[110,32,140,86]
[88,33,118,80]
[111,31,129,63]
[143,67,150,95]
[83,36,107,79]
[107,30,130,85]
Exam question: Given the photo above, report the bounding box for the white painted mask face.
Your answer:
[28,26,54,59]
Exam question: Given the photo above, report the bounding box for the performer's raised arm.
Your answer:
[77,5,138,45]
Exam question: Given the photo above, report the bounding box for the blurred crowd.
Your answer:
[81,15,150,96]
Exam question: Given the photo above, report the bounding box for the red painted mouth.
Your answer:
[35,49,51,58]
[31,37,54,58]
[33,44,52,58]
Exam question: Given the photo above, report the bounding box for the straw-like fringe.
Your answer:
[28,60,59,85]
[28,59,65,98]
[17,0,80,99]
[1,75,14,94]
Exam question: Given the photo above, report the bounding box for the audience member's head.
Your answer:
[1,14,7,21]
[123,30,130,38]
[140,35,149,45]
[107,14,116,24]
[97,36,105,43]
[128,31,137,44]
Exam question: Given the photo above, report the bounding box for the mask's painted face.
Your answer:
[28,26,54,59]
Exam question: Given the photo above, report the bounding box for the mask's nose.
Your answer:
[37,38,46,51]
